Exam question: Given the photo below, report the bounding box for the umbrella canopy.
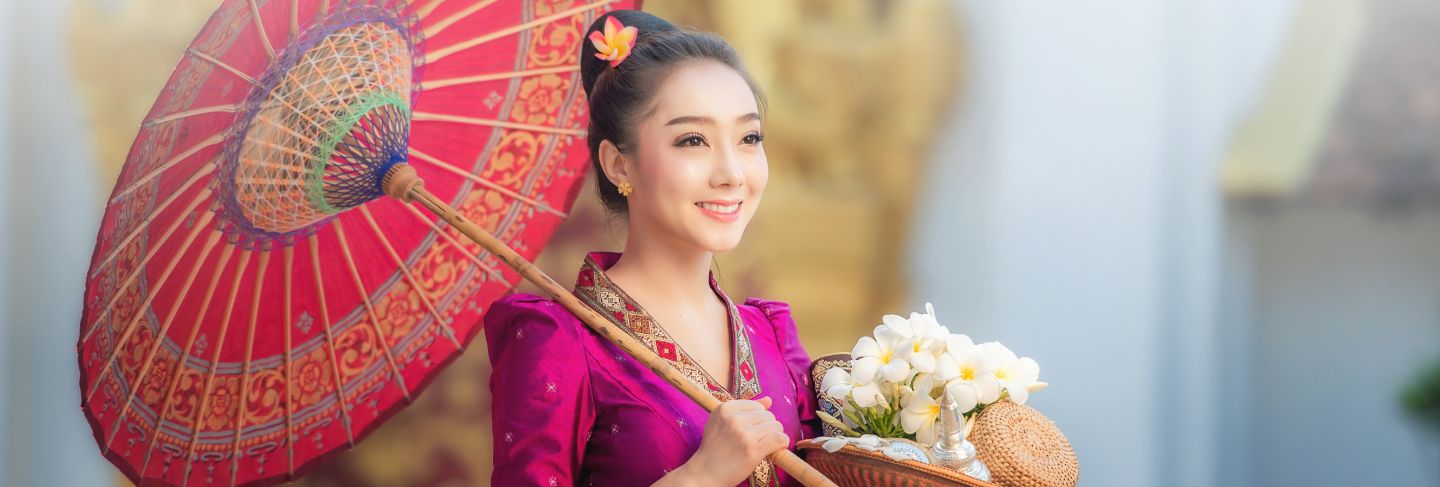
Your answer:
[77,0,637,485]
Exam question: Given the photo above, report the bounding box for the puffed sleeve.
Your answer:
[744,298,822,441]
[484,293,595,486]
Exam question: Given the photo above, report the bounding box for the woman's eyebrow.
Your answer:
[663,113,761,126]
[664,115,712,126]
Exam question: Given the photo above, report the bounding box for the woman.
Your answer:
[483,9,820,487]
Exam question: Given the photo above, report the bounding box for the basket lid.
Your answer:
[968,400,1079,487]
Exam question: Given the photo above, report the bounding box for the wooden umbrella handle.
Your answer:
[386,165,837,487]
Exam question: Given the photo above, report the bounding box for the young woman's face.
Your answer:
[625,60,767,253]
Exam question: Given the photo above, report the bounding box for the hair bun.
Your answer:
[580,10,676,96]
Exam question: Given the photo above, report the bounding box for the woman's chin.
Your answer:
[692,229,747,253]
[675,213,755,253]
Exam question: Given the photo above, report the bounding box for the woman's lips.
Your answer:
[695,200,742,223]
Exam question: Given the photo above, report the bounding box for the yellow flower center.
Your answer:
[961,366,975,381]
[995,369,1009,380]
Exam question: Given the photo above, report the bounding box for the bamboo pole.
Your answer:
[384,164,836,487]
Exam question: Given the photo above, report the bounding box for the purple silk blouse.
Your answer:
[484,252,821,486]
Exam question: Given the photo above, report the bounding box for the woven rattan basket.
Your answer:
[968,400,1079,487]
[807,353,1079,487]
[797,440,999,487]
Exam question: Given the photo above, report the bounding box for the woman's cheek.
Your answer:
[748,156,768,199]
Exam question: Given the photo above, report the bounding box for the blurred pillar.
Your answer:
[0,0,13,479]
[2,1,112,486]
[914,1,1300,485]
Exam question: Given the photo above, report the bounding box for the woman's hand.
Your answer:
[655,396,789,487]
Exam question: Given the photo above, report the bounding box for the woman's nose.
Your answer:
[710,145,745,188]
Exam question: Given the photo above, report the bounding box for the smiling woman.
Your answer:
[482,9,821,487]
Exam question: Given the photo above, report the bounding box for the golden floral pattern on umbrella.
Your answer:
[77,1,639,486]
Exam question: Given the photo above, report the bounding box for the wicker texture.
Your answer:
[798,441,998,487]
[968,400,1079,487]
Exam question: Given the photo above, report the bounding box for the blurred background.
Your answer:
[4,0,1440,486]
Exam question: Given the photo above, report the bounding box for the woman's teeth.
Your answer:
[697,202,740,214]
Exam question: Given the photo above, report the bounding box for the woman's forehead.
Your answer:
[648,61,759,126]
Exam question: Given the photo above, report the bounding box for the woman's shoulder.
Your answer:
[738,297,797,335]
[740,297,794,321]
[484,292,570,324]
[737,297,806,356]
[482,293,586,354]
[739,296,820,418]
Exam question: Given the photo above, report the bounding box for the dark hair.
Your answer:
[580,10,765,216]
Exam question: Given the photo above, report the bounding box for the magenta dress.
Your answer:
[484,252,821,487]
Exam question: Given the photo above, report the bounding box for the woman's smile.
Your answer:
[695,200,743,222]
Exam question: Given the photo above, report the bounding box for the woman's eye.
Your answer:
[675,134,707,147]
[742,132,765,145]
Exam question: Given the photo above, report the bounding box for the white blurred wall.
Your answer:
[0,0,12,477]
[914,0,1297,486]
[1,1,111,486]
[1230,206,1440,486]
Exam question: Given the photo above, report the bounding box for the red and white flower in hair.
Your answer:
[589,17,638,67]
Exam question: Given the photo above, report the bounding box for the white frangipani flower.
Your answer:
[900,390,942,445]
[944,380,980,414]
[852,323,914,384]
[849,379,887,408]
[935,333,1002,404]
[979,341,1041,405]
[892,304,951,374]
[820,436,849,453]
[820,367,856,400]
[852,434,883,451]
[909,373,941,400]
[932,333,970,382]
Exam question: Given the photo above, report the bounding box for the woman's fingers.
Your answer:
[735,408,778,426]
[717,398,774,422]
[748,424,790,457]
[765,428,790,447]
[742,413,784,440]
[716,399,753,414]
[731,397,769,412]
[749,418,782,437]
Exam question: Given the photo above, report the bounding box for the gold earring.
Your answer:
[617,181,633,197]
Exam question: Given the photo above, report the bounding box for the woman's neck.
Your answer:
[607,226,715,310]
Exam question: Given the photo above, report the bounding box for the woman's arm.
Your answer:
[485,295,596,486]
[747,298,823,440]
[651,461,722,487]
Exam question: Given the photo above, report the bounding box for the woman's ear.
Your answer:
[597,139,631,187]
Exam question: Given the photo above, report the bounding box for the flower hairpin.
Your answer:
[589,17,638,67]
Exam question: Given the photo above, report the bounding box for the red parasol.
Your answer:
[78,1,836,485]
[78,0,635,485]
